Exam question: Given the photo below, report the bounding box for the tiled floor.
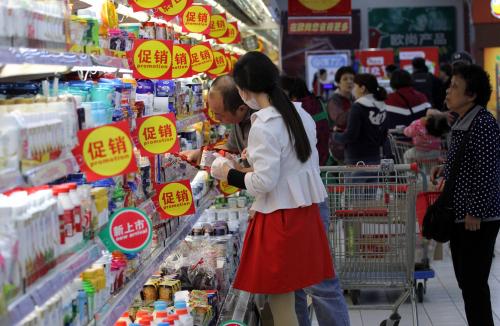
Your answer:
[314,236,500,326]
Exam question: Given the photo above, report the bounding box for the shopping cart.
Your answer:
[321,160,419,326]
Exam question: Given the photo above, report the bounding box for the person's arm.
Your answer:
[180,149,202,164]
[334,104,361,144]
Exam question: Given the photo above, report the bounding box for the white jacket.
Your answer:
[244,103,328,214]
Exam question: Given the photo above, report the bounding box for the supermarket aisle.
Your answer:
[313,235,500,326]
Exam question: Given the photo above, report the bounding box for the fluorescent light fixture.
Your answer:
[0,64,69,78]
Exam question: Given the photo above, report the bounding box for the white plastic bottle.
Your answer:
[53,186,74,252]
[68,183,83,245]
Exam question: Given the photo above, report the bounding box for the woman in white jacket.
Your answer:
[210,52,334,325]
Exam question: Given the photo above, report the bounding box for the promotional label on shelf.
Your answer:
[218,180,240,197]
[217,22,241,44]
[181,5,212,35]
[99,208,153,253]
[209,13,228,39]
[355,49,394,78]
[221,321,247,326]
[133,113,180,156]
[288,0,351,16]
[399,47,440,76]
[208,50,230,77]
[130,0,168,12]
[190,42,217,73]
[130,40,173,79]
[172,44,193,78]
[74,121,138,182]
[154,180,196,219]
[156,0,193,21]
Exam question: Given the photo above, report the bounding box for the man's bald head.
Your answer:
[208,75,249,124]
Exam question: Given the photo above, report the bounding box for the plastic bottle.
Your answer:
[68,183,82,234]
[154,311,168,325]
[166,314,180,326]
[54,185,75,249]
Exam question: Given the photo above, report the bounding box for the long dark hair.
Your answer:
[233,52,312,163]
[354,73,387,101]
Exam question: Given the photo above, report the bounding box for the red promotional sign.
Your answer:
[74,121,138,182]
[190,42,217,73]
[209,13,228,39]
[133,113,180,156]
[181,5,212,35]
[355,49,394,78]
[107,208,152,253]
[172,44,193,78]
[208,50,230,77]
[288,16,352,35]
[154,180,196,219]
[288,0,351,16]
[155,0,193,21]
[399,47,440,76]
[217,22,241,44]
[129,40,173,80]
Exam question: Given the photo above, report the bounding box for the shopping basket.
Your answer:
[321,160,419,326]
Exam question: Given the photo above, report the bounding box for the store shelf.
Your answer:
[91,55,130,70]
[92,195,215,326]
[5,243,102,325]
[0,46,92,67]
[0,168,24,193]
[176,113,206,131]
[23,154,79,186]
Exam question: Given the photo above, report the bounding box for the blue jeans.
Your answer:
[295,201,350,326]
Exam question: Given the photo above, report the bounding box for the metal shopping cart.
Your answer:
[321,160,419,326]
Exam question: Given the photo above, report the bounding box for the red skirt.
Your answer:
[233,204,334,294]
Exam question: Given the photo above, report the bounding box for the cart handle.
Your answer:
[320,162,418,173]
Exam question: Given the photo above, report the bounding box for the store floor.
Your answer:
[312,235,500,326]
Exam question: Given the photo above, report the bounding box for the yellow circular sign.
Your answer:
[134,40,172,79]
[219,180,239,196]
[83,126,134,177]
[172,45,191,79]
[230,55,238,68]
[157,0,189,16]
[190,44,214,73]
[159,183,193,217]
[206,107,221,124]
[131,0,166,9]
[138,115,177,155]
[208,51,228,76]
[298,0,341,11]
[218,23,238,44]
[182,6,210,34]
[209,14,228,38]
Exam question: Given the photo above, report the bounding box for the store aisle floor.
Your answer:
[313,235,500,326]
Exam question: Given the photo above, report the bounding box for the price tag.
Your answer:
[133,113,179,156]
[190,42,216,73]
[181,5,212,35]
[154,180,196,219]
[217,22,241,44]
[156,0,192,21]
[209,13,228,39]
[130,40,173,80]
[172,44,193,78]
[75,121,137,182]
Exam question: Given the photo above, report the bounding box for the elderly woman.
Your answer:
[432,64,500,326]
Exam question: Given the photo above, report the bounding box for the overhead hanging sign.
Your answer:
[208,50,230,77]
[99,208,153,253]
[225,52,233,72]
[181,5,212,34]
[209,13,228,39]
[130,0,168,12]
[156,0,193,21]
[399,47,440,76]
[172,44,193,78]
[288,16,351,35]
[288,0,351,16]
[133,113,179,156]
[154,180,196,219]
[190,42,216,73]
[130,40,173,79]
[217,22,241,44]
[355,49,394,78]
[74,121,138,182]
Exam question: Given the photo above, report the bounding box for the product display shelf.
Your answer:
[23,154,80,187]
[0,46,92,67]
[89,192,216,326]
[176,113,207,131]
[0,168,24,193]
[3,242,102,325]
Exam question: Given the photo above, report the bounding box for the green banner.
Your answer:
[368,7,456,60]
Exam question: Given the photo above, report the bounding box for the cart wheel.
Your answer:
[350,290,360,305]
[417,283,424,303]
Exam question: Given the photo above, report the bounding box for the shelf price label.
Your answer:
[208,50,230,77]
[172,44,193,78]
[218,180,240,197]
[209,13,228,39]
[181,5,212,35]
[130,0,168,11]
[217,22,241,44]
[74,121,138,182]
[154,180,196,219]
[156,0,193,21]
[99,208,153,254]
[130,40,173,80]
[190,42,216,73]
[133,113,180,156]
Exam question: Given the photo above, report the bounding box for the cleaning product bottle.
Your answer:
[68,183,83,244]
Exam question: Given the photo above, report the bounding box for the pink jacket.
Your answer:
[403,118,441,151]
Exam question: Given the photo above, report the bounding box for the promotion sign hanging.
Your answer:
[190,42,216,73]
[130,40,173,79]
[181,5,212,35]
[218,180,240,197]
[355,49,394,78]
[217,22,241,44]
[208,50,230,77]
[133,113,179,156]
[99,208,152,254]
[154,180,196,219]
[75,121,138,182]
[288,0,351,16]
[225,52,233,72]
[209,13,228,39]
[204,107,221,124]
[399,47,440,76]
[130,0,168,12]
[172,44,193,78]
[156,0,193,21]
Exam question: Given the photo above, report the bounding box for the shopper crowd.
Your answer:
[199,50,499,326]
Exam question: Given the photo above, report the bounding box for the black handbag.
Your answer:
[422,124,472,243]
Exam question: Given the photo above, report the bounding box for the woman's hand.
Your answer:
[465,214,481,231]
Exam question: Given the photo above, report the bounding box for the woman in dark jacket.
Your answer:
[432,64,500,326]
[334,73,387,165]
